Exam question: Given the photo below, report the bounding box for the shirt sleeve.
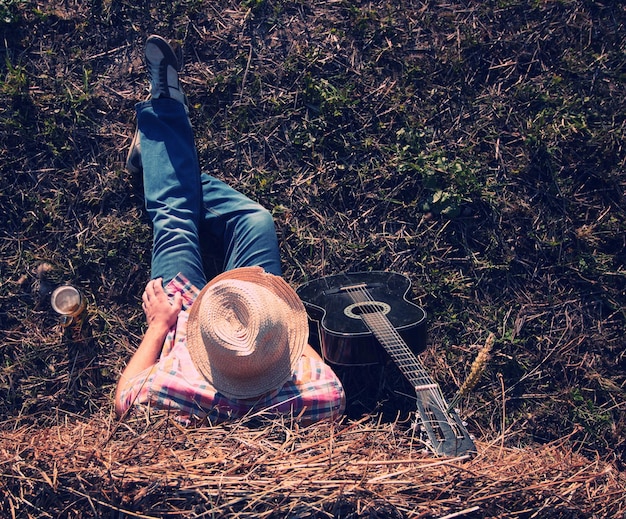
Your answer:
[116,365,160,415]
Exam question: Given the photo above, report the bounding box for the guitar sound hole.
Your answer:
[344,301,391,320]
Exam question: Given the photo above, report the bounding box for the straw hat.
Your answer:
[187,266,308,399]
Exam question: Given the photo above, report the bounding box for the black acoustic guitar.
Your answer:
[297,271,476,457]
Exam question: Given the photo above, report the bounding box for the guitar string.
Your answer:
[344,285,450,414]
[344,286,439,386]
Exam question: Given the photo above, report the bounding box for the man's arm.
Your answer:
[114,278,183,416]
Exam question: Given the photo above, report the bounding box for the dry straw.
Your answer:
[1,408,624,518]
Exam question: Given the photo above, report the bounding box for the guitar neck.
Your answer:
[358,310,475,457]
[359,312,436,390]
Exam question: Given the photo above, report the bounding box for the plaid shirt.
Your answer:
[118,274,345,424]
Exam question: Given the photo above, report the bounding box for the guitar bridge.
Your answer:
[424,407,446,442]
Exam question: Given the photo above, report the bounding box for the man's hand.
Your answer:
[142,278,183,329]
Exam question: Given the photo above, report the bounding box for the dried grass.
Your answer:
[1,410,624,518]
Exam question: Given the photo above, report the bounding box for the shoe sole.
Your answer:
[126,128,142,175]
[146,35,180,72]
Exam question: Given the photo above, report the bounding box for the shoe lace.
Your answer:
[146,59,167,96]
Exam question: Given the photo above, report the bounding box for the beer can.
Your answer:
[50,285,86,327]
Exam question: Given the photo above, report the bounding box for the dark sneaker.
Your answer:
[126,36,187,174]
[145,35,186,105]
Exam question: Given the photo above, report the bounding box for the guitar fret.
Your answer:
[415,383,438,392]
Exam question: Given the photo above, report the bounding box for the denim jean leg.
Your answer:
[137,99,207,288]
[200,173,282,276]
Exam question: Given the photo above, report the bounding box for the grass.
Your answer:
[1,0,625,517]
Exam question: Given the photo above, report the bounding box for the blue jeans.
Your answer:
[137,99,282,288]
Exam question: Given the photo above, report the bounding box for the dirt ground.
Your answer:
[0,0,624,517]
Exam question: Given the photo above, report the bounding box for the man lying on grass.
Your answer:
[114,35,344,425]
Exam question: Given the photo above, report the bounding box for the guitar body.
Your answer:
[298,271,476,457]
[296,271,427,366]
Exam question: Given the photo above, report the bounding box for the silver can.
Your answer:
[50,285,86,327]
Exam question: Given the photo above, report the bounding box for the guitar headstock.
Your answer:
[413,398,476,457]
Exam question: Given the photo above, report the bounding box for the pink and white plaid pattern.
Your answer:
[118,274,345,424]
